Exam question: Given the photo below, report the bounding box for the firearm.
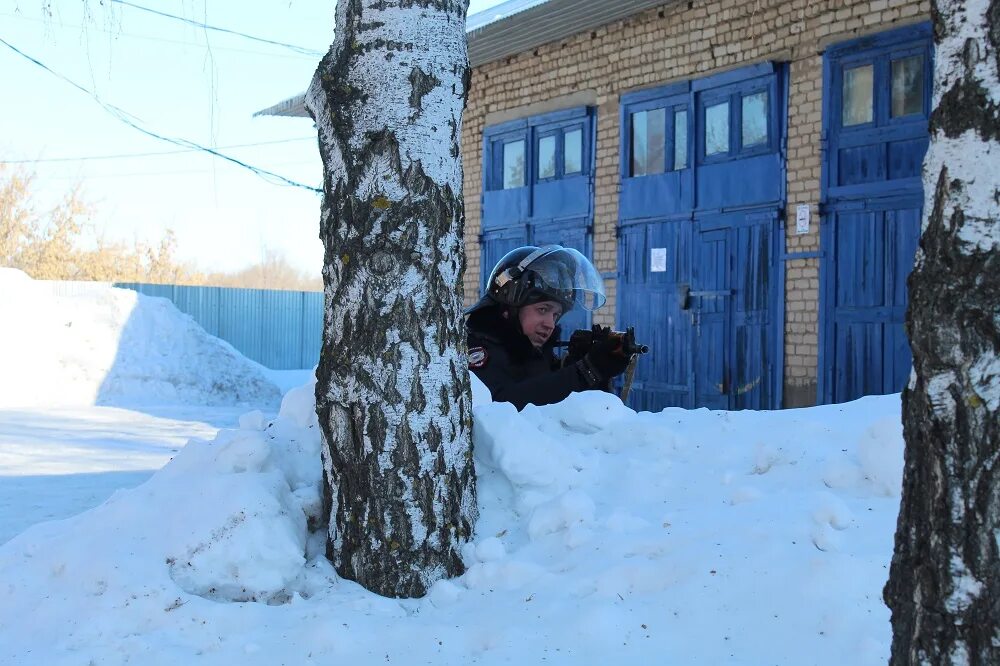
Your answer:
[556,326,649,360]
[555,326,647,401]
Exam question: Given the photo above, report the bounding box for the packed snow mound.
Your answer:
[0,377,906,665]
[0,270,281,408]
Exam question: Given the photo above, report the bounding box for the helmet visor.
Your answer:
[524,246,606,311]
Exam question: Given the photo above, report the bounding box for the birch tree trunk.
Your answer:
[305,0,476,598]
[884,0,1000,662]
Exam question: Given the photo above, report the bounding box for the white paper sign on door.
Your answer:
[650,248,667,273]
[795,204,811,234]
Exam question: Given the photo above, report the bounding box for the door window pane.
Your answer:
[537,135,556,179]
[564,128,583,174]
[673,109,688,170]
[842,64,873,126]
[705,101,730,156]
[631,111,647,176]
[892,55,924,118]
[503,140,524,189]
[741,91,768,147]
[631,109,666,176]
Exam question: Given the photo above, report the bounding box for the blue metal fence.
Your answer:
[114,282,323,370]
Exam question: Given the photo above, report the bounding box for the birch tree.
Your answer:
[304,0,476,598]
[884,0,1000,663]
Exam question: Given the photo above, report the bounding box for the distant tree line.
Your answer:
[0,165,321,291]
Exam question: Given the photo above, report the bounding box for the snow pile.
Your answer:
[0,269,281,408]
[0,378,905,665]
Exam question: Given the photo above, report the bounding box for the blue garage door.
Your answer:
[819,24,931,404]
[619,63,785,412]
[481,107,595,335]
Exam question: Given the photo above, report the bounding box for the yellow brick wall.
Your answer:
[461,0,929,406]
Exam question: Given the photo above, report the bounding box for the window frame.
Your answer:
[624,94,691,179]
[534,128,560,183]
[562,124,586,176]
[834,41,930,133]
[885,43,931,126]
[698,76,778,165]
[482,107,594,193]
[837,58,878,130]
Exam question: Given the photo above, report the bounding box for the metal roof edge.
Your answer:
[468,0,668,68]
[252,93,309,119]
[254,0,670,118]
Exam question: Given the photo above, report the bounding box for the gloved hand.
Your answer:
[583,326,629,381]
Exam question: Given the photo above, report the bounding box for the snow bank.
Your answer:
[0,269,281,408]
[0,377,906,665]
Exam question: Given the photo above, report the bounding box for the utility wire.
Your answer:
[108,0,325,57]
[0,12,317,60]
[35,160,317,180]
[1,137,316,164]
[0,36,321,193]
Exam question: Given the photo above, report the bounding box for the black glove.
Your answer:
[582,327,629,382]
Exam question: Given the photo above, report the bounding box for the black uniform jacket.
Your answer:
[466,305,597,410]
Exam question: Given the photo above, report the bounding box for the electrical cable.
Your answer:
[1,137,316,164]
[108,0,325,57]
[0,11,318,60]
[0,35,321,194]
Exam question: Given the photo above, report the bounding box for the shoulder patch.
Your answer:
[468,346,488,369]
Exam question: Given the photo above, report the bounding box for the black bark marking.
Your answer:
[932,25,1000,142]
[409,66,441,117]
[884,3,1000,655]
[989,0,1000,78]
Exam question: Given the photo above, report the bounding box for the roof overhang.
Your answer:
[467,0,667,68]
[255,0,669,119]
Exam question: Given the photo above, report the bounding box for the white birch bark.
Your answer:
[884,0,1000,662]
[305,0,476,598]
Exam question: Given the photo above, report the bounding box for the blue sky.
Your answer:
[1,0,508,274]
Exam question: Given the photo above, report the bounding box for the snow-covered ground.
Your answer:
[0,269,907,664]
[0,403,270,545]
[0,271,309,545]
[0,377,906,664]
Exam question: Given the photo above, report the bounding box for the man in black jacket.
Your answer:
[466,245,628,410]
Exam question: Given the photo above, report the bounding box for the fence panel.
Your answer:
[218,287,264,366]
[299,291,324,369]
[115,282,322,369]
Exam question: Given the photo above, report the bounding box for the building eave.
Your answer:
[467,0,668,68]
[252,94,309,119]
[255,0,671,119]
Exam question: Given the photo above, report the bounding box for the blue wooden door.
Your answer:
[690,212,777,411]
[482,108,596,332]
[619,63,785,411]
[730,212,776,410]
[617,219,692,411]
[692,226,731,410]
[820,24,931,404]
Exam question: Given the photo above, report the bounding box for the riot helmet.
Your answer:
[467,245,606,315]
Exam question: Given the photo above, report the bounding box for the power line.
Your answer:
[0,35,322,194]
[108,0,325,58]
[1,137,316,164]
[33,160,318,180]
[0,12,318,60]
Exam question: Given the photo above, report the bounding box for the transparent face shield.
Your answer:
[492,245,606,311]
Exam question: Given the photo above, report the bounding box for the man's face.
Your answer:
[518,300,563,348]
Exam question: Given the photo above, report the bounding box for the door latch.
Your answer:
[677,283,734,310]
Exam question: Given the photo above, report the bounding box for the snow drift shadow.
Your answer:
[94,292,282,413]
[0,272,281,414]
[0,470,152,545]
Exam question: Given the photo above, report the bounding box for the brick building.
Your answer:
[259,0,932,410]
